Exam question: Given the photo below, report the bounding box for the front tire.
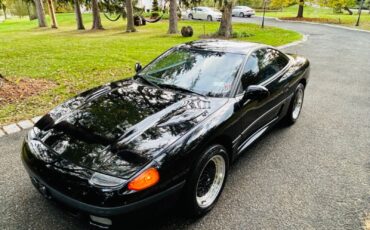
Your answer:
[239,12,244,17]
[207,15,212,21]
[284,83,305,125]
[188,14,193,20]
[183,144,229,217]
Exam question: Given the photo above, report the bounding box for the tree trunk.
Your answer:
[168,0,177,34]
[297,0,304,18]
[91,0,103,30]
[218,1,233,38]
[125,0,136,32]
[74,0,85,30]
[47,0,58,28]
[34,0,47,27]
[2,6,6,20]
[343,6,353,15]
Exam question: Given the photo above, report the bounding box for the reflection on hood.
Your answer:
[33,79,227,178]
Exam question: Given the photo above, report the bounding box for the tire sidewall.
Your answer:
[287,83,305,124]
[207,15,212,21]
[239,12,244,17]
[184,144,229,217]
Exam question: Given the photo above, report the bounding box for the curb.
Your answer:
[278,34,309,49]
[0,116,42,137]
[274,18,370,34]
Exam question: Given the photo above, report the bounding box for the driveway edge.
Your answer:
[274,18,370,34]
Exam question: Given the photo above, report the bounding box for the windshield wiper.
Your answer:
[158,83,204,97]
[135,75,160,89]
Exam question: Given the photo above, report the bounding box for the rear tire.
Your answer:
[183,144,229,217]
[283,83,305,125]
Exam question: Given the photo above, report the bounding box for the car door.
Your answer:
[235,48,290,152]
[232,7,238,16]
[199,8,207,20]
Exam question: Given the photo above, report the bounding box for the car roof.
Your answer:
[196,7,211,10]
[180,39,266,55]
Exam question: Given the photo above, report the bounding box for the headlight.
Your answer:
[88,172,126,188]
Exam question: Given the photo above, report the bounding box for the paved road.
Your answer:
[1,18,370,229]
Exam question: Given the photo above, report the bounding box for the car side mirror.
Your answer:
[243,85,270,101]
[135,63,142,73]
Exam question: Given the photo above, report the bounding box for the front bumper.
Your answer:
[23,160,185,217]
[21,137,185,217]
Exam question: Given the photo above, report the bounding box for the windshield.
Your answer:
[138,48,244,97]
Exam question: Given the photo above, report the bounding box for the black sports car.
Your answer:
[22,40,310,227]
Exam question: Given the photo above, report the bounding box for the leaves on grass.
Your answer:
[0,77,55,105]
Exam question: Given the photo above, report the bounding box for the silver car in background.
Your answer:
[188,7,222,21]
[232,6,255,17]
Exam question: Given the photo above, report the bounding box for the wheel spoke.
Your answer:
[196,155,226,208]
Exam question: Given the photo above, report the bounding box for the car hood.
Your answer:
[32,79,227,178]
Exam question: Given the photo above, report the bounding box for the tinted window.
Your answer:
[139,48,245,97]
[241,48,289,89]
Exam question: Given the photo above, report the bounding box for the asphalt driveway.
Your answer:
[1,18,370,229]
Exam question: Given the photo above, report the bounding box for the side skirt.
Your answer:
[236,116,279,155]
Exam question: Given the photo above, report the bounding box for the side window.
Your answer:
[240,51,261,90]
[259,48,289,82]
[241,48,289,90]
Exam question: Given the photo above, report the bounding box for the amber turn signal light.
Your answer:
[128,167,160,191]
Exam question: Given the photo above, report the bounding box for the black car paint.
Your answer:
[21,40,310,218]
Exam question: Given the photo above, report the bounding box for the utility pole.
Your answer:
[356,0,365,26]
[261,0,267,28]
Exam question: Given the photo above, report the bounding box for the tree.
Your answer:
[269,0,295,9]
[297,0,304,17]
[11,0,29,18]
[46,0,58,28]
[33,0,47,27]
[168,0,177,34]
[217,0,235,37]
[151,0,159,17]
[73,0,85,29]
[318,0,356,13]
[125,0,136,32]
[0,0,9,20]
[91,0,103,29]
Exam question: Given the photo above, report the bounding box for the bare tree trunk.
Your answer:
[218,1,233,38]
[2,5,7,20]
[168,0,178,34]
[297,0,304,18]
[126,0,136,32]
[34,0,47,27]
[343,6,353,15]
[47,0,58,28]
[91,0,103,29]
[74,0,85,30]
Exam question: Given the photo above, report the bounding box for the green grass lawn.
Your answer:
[0,13,301,126]
[257,5,370,31]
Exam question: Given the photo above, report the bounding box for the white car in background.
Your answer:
[232,6,255,17]
[187,7,222,21]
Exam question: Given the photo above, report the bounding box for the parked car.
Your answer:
[22,40,310,228]
[232,5,255,17]
[188,7,222,21]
